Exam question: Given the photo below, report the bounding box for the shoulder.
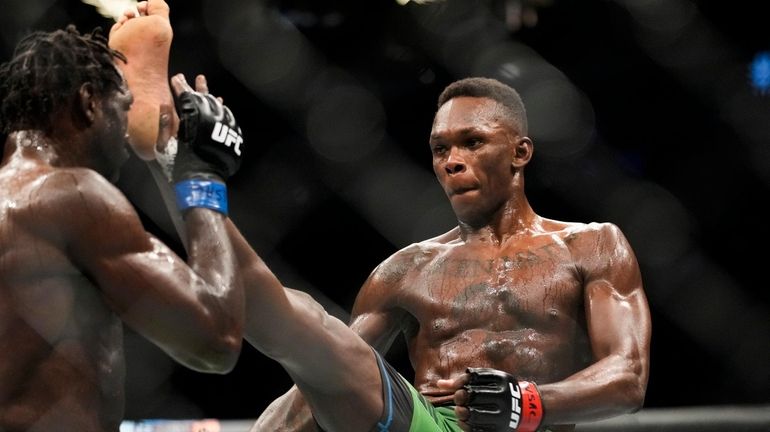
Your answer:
[26,167,140,239]
[358,227,458,303]
[577,222,631,255]
[31,167,127,208]
[370,227,459,283]
[544,218,638,274]
[541,218,627,246]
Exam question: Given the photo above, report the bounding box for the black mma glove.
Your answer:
[172,89,244,216]
[172,90,243,182]
[463,368,544,432]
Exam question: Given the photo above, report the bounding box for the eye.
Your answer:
[431,144,447,155]
[466,137,482,147]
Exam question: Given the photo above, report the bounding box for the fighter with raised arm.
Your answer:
[0,24,245,432]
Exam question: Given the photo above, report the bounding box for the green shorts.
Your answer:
[371,349,463,432]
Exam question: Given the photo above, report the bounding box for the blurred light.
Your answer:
[616,0,696,37]
[524,78,595,159]
[305,85,386,163]
[80,0,137,22]
[343,153,453,246]
[603,180,691,269]
[749,51,770,95]
[396,0,445,5]
[503,0,546,32]
[471,41,548,87]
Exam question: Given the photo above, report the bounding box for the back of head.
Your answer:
[437,77,528,135]
[0,25,126,135]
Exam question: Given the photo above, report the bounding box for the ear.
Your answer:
[512,136,533,168]
[77,82,98,125]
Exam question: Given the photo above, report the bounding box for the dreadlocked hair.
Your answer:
[0,24,127,134]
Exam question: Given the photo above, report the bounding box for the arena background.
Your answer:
[2,0,769,426]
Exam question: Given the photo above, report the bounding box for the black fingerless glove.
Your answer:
[172,90,243,182]
[464,368,544,432]
[172,90,244,216]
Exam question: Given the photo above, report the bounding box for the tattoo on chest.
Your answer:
[428,245,562,278]
[447,281,521,318]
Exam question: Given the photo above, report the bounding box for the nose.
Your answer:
[444,148,466,175]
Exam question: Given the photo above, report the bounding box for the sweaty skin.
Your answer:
[0,72,243,431]
[368,223,597,402]
[253,96,650,432]
[109,0,177,160]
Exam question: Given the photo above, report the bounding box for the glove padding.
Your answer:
[464,368,544,432]
[172,90,243,182]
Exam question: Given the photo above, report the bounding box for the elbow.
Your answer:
[598,353,648,415]
[622,380,646,414]
[618,363,648,414]
[194,328,244,374]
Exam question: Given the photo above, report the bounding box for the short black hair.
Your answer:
[437,77,528,135]
[0,25,126,134]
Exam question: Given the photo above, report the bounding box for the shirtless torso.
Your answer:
[0,24,244,431]
[354,220,618,405]
[0,147,129,431]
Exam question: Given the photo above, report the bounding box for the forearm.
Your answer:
[538,353,647,425]
[185,209,238,294]
[180,208,244,370]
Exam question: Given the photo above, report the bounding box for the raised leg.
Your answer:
[109,0,176,160]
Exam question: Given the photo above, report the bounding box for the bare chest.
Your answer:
[401,242,585,340]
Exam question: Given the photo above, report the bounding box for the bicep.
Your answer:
[61,177,207,330]
[583,224,651,363]
[349,276,405,352]
[585,280,650,361]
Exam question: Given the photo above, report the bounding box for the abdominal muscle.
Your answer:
[410,327,587,405]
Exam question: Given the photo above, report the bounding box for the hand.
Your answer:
[170,73,243,182]
[438,368,544,432]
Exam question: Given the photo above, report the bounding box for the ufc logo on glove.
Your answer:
[465,368,544,432]
[211,122,242,156]
[509,382,523,429]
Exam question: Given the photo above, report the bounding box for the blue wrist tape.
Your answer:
[174,179,228,215]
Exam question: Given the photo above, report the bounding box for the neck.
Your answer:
[458,198,540,245]
[4,130,76,167]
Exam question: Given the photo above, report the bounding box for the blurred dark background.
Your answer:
[2,0,769,422]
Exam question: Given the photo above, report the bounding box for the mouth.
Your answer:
[447,183,478,197]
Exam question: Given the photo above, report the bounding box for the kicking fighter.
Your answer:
[252,77,652,432]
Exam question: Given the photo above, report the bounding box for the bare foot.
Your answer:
[109,0,176,160]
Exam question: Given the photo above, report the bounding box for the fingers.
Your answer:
[437,373,471,430]
[194,74,209,94]
[455,404,470,422]
[437,372,469,392]
[170,73,194,96]
[171,73,221,106]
